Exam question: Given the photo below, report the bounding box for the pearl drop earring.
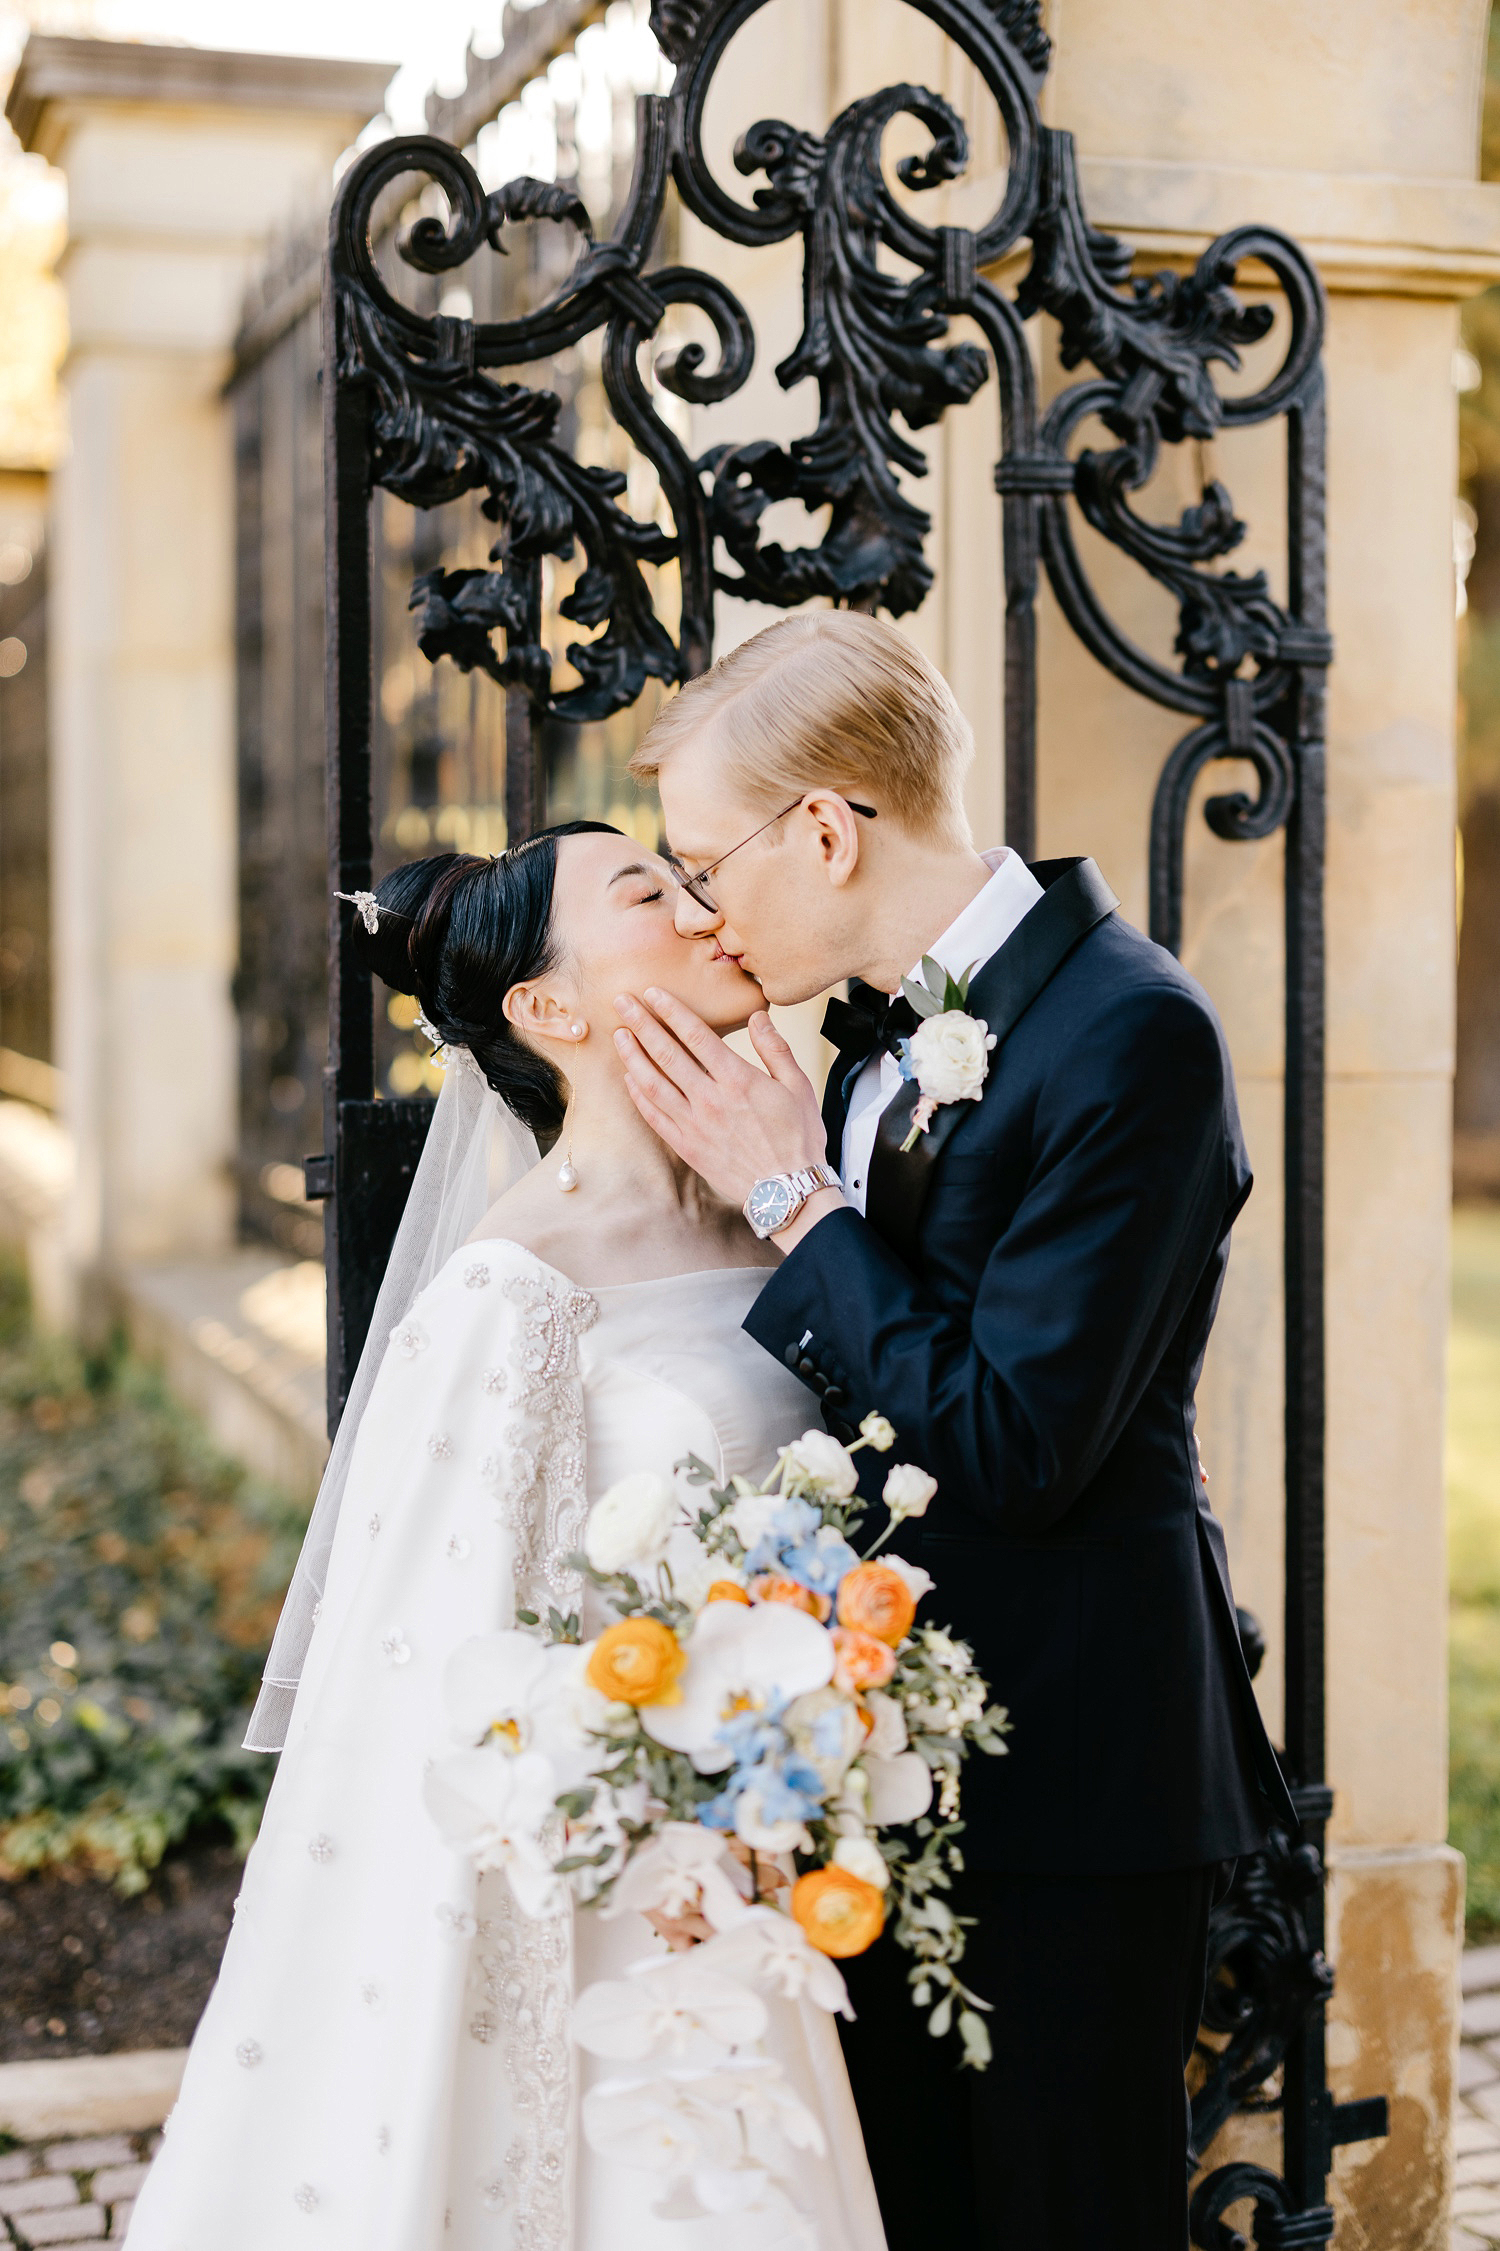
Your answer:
[557,1026,584,1189]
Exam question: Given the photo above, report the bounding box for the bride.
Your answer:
[125,822,886,2251]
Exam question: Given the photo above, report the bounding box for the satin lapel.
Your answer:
[864,858,1119,1264]
[819,982,881,1168]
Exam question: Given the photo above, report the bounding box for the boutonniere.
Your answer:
[896,957,997,1153]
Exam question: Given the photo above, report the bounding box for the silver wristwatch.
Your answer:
[743,1164,842,1240]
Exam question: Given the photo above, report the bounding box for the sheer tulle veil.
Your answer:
[244,1052,538,1751]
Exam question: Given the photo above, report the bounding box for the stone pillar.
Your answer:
[4,37,391,1297]
[683,1,1500,2238]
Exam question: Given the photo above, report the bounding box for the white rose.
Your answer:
[861,1689,908,1759]
[858,1413,896,1452]
[908,1009,996,1106]
[831,1834,890,1891]
[584,1472,677,1574]
[883,1463,938,1520]
[863,1749,935,1825]
[725,1490,781,1552]
[782,1430,858,1499]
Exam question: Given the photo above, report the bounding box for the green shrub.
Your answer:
[0,1256,307,1891]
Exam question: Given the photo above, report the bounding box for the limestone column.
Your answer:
[4,37,391,1297]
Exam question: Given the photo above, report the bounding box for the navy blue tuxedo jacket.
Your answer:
[743,858,1296,1873]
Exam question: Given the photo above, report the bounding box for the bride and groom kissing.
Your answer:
[126,610,1293,2251]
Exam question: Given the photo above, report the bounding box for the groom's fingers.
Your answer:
[744,1010,808,1091]
[612,992,716,1094]
[638,987,738,1080]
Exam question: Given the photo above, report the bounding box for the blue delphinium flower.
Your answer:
[780,1524,860,1601]
[743,1496,821,1578]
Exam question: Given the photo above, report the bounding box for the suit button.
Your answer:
[784,1344,800,1369]
[824,1386,846,1408]
[796,1356,816,1380]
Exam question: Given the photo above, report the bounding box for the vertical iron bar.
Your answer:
[1281,373,1331,2210]
[1002,490,1038,859]
[321,262,375,1431]
[504,556,545,843]
[505,687,542,843]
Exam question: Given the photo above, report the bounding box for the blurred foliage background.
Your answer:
[0,1254,304,1894]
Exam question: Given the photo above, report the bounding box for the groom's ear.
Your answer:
[798,791,865,889]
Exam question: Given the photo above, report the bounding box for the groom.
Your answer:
[611,609,1297,2251]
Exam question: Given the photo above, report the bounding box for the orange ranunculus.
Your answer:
[705,1580,751,1605]
[792,1866,886,1958]
[831,1626,897,1691]
[836,1562,917,1647]
[585,1617,686,1706]
[750,1574,832,1622]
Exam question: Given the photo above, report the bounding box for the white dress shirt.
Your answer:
[840,847,1044,1214]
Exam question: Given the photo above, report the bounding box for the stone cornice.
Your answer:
[1077,154,1500,298]
[6,35,394,160]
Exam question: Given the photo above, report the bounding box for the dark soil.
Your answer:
[0,1838,238,2060]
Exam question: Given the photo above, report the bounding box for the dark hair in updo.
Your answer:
[348,821,624,1139]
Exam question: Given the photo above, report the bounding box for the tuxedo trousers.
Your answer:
[837,1860,1223,2251]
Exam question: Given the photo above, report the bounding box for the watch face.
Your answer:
[746,1176,796,1234]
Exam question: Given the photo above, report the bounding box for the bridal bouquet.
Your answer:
[425,1415,1008,2233]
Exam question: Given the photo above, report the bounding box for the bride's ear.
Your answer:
[503,981,585,1049]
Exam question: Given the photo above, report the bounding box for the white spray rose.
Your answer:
[832,1834,890,1891]
[908,1010,996,1105]
[883,1463,938,1521]
[584,1471,677,1574]
[858,1413,896,1452]
[782,1430,858,1498]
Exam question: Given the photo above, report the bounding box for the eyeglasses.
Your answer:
[664,794,877,915]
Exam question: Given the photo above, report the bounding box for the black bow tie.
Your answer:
[821,984,920,1068]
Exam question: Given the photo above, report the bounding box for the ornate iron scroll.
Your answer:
[312,0,1380,2232]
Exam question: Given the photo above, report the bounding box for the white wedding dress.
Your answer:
[126,1242,886,2251]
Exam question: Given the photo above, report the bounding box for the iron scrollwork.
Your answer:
[321,0,1367,2231]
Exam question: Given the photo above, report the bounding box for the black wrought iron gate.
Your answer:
[307,0,1392,2234]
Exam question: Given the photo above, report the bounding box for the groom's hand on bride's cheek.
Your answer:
[612,989,829,1211]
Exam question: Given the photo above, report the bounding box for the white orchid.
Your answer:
[422,1748,563,1918]
[688,2165,819,2250]
[641,1599,834,1768]
[585,1471,679,1574]
[442,1631,605,1791]
[599,1822,748,1932]
[699,1909,852,2018]
[585,2061,824,2179]
[781,1430,858,1498]
[581,2070,742,2178]
[862,1749,934,1825]
[571,1953,768,2060]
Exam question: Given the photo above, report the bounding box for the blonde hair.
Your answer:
[630,611,974,844]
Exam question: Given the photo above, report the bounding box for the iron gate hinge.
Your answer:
[1329,2094,1389,2147]
[303,1153,335,1201]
